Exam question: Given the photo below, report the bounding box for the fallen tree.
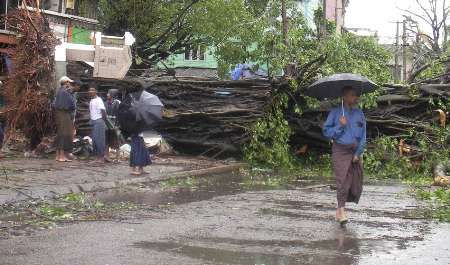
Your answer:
[74,75,448,159]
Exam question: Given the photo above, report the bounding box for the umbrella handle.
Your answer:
[341,99,345,117]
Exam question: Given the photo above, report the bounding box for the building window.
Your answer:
[66,0,75,9]
[1,1,20,30]
[185,45,206,61]
[41,0,60,12]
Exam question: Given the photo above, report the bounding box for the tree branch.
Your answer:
[415,0,434,23]
[408,56,447,83]
[144,0,200,48]
[400,9,432,26]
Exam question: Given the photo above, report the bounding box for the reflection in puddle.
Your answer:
[92,173,321,207]
[133,241,306,265]
[132,232,363,265]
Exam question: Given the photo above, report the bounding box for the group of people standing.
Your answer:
[52,76,151,175]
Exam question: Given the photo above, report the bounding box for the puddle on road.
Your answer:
[131,231,373,265]
[91,173,445,265]
[91,172,322,207]
[132,241,305,265]
[130,226,450,265]
[54,172,448,265]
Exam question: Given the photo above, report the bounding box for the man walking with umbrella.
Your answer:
[322,86,366,225]
[306,73,373,226]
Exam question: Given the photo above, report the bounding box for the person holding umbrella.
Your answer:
[322,86,366,225]
[117,82,163,175]
[307,73,373,226]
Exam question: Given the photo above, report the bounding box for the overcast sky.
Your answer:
[346,0,429,43]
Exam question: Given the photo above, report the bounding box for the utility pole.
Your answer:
[335,0,341,35]
[281,0,288,47]
[322,0,327,38]
[394,21,400,83]
[402,20,407,82]
[4,0,8,30]
[281,0,295,77]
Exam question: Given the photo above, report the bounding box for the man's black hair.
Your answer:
[342,86,359,96]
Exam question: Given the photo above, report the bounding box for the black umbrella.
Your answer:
[118,90,163,135]
[133,90,163,124]
[306,73,377,100]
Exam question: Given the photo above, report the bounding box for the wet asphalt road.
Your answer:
[0,175,449,265]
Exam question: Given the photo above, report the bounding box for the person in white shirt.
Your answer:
[88,87,107,163]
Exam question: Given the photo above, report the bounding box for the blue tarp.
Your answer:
[231,64,244,80]
[231,63,267,80]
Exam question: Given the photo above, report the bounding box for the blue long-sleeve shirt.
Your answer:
[53,86,76,111]
[322,106,367,156]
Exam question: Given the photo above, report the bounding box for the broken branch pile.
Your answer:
[0,1,59,147]
[77,78,272,157]
[150,80,272,157]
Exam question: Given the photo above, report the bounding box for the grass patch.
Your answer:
[293,153,332,178]
[0,166,21,176]
[237,164,327,190]
[0,192,139,237]
[239,170,296,189]
[416,187,450,222]
[160,176,199,191]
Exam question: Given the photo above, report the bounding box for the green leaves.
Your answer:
[98,0,268,66]
[364,136,412,179]
[98,0,393,83]
[322,34,392,84]
[99,0,202,63]
[416,188,450,222]
[244,93,293,169]
[39,205,72,220]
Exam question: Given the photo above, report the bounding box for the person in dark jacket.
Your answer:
[53,76,76,162]
[105,90,121,118]
[105,90,121,161]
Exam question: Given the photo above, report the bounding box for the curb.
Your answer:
[79,162,247,191]
[1,163,247,204]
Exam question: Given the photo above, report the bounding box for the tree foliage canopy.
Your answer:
[99,0,391,84]
[98,0,267,66]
